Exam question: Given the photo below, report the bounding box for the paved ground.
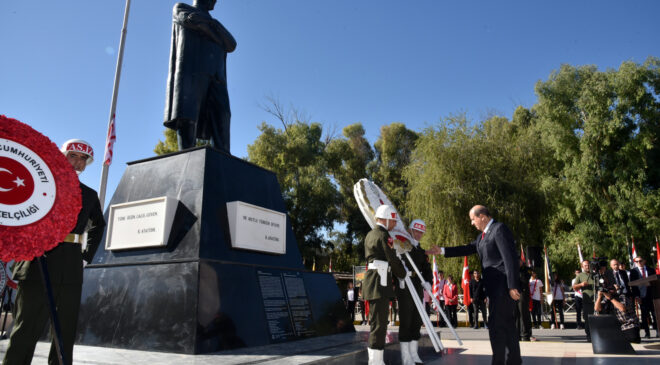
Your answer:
[1,323,659,364]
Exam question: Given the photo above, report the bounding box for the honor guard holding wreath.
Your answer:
[396,219,433,365]
[363,205,406,365]
[3,139,106,365]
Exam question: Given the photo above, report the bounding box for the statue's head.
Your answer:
[193,0,217,11]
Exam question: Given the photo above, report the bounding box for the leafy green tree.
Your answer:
[154,128,179,155]
[248,120,341,268]
[404,113,553,276]
[369,122,418,219]
[533,57,660,263]
[326,123,375,261]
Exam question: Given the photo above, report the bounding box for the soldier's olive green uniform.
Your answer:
[3,183,105,365]
[364,224,406,349]
[395,243,432,342]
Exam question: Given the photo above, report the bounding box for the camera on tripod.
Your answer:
[590,257,619,294]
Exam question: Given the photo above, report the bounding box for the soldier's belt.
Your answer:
[63,233,83,244]
[368,260,390,287]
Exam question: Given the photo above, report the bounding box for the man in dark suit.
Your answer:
[629,257,659,338]
[436,205,521,365]
[609,259,632,298]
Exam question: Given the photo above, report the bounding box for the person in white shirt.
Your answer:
[529,271,543,328]
[571,269,584,329]
[346,282,356,322]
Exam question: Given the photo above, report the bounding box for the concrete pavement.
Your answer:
[2,323,659,364]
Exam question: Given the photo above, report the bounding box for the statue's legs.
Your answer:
[176,119,197,150]
[206,81,231,154]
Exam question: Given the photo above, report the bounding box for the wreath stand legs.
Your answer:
[0,286,12,339]
[38,257,68,365]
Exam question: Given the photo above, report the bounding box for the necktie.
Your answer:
[643,267,646,278]
[481,232,485,240]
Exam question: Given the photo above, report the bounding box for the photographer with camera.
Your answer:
[573,260,595,342]
[593,259,641,343]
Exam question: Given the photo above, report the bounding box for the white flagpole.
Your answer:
[98,0,131,210]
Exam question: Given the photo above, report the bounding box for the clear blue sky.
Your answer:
[1,0,658,207]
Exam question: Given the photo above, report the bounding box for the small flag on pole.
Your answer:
[655,236,660,275]
[103,113,116,166]
[577,243,584,263]
[432,255,441,308]
[544,245,554,305]
[461,256,471,307]
[328,256,332,272]
[631,236,638,260]
[520,243,526,263]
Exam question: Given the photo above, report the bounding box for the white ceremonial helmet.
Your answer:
[375,205,397,220]
[409,219,426,233]
[60,139,94,166]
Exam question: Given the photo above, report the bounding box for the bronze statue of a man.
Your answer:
[164,0,236,153]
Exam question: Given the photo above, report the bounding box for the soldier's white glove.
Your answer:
[422,281,432,293]
[82,260,88,268]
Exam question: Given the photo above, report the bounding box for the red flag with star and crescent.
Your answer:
[461,256,471,306]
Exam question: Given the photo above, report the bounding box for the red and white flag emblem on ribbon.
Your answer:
[103,114,116,166]
[461,256,471,306]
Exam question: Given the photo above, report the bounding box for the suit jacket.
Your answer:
[445,220,520,292]
[629,265,655,298]
[608,269,632,297]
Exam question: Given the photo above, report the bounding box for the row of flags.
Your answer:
[430,255,471,307]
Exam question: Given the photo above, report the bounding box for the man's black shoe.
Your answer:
[644,332,650,339]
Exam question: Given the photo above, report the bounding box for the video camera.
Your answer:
[590,257,621,295]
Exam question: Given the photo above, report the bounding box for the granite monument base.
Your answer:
[76,147,352,354]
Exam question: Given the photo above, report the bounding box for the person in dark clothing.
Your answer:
[515,259,535,341]
[434,205,521,365]
[363,205,406,365]
[470,270,488,329]
[629,257,659,338]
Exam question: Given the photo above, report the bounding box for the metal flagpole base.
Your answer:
[37,257,68,365]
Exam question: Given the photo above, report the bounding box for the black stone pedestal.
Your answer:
[588,315,635,354]
[76,147,353,354]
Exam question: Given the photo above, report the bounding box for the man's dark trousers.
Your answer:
[574,296,583,327]
[3,244,83,365]
[486,273,521,365]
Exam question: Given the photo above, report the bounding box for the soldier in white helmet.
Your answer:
[395,219,434,365]
[363,205,406,365]
[4,140,106,365]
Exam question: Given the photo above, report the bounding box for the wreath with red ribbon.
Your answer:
[0,115,81,262]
